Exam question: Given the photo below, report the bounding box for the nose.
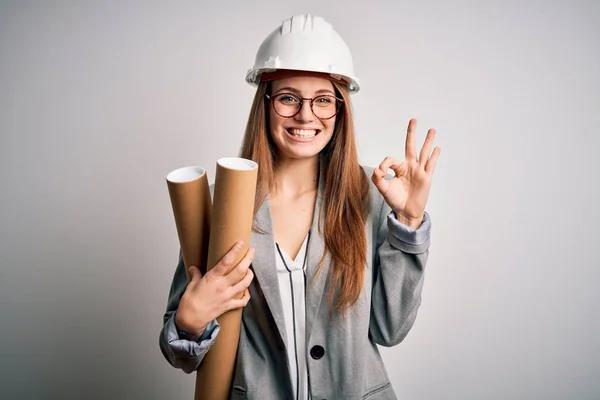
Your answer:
[294,100,315,122]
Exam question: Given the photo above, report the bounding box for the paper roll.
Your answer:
[166,166,212,280]
[194,157,258,400]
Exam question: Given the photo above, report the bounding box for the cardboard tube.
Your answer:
[194,157,258,400]
[166,166,212,280]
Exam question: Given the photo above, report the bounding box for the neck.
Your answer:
[272,155,319,197]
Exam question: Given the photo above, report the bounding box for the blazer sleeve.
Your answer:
[369,196,432,347]
[158,251,221,374]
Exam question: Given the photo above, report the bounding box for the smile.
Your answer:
[286,128,320,138]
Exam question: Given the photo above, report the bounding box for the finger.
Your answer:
[379,157,406,181]
[405,119,418,162]
[228,289,251,310]
[230,268,254,299]
[211,241,245,276]
[378,156,402,175]
[371,168,390,193]
[425,146,441,175]
[188,265,202,283]
[226,246,255,284]
[371,166,385,184]
[419,128,436,168]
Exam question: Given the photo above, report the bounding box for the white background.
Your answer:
[1,1,598,399]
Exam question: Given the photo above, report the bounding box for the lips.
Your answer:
[286,128,320,138]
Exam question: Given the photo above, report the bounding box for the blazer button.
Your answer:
[310,345,325,360]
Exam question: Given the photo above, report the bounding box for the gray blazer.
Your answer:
[159,166,432,399]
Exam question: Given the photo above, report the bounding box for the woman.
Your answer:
[160,14,440,399]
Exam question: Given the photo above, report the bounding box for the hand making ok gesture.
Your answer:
[371,118,441,229]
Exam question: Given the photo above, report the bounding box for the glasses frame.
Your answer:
[265,92,344,120]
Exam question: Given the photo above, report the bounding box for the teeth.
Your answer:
[288,129,317,138]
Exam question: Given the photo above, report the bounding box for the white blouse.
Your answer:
[275,233,311,400]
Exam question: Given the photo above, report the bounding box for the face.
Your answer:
[267,75,339,161]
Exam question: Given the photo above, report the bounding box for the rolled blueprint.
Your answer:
[166,166,212,280]
[195,157,258,400]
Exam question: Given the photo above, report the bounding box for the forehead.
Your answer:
[271,75,335,95]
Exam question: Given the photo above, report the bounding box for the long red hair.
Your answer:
[239,80,370,313]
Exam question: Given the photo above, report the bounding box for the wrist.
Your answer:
[393,210,422,229]
[174,313,207,341]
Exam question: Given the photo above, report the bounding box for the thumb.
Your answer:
[371,168,388,190]
[188,265,202,282]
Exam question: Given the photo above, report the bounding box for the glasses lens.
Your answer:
[312,95,338,119]
[273,94,301,117]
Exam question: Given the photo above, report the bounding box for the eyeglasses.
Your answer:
[265,92,343,120]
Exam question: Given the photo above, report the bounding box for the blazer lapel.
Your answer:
[305,175,331,342]
[249,175,332,346]
[250,197,288,348]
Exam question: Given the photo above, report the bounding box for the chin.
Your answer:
[281,147,323,160]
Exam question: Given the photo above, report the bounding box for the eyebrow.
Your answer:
[274,86,335,96]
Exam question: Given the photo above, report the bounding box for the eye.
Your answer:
[276,94,300,104]
[314,96,334,105]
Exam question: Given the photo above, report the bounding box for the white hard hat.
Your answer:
[246,14,360,93]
